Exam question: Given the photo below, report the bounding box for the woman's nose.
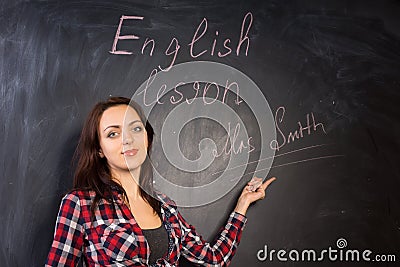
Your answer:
[122,130,134,144]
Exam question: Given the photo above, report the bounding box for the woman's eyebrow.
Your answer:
[103,120,142,132]
[128,120,142,126]
[104,125,120,132]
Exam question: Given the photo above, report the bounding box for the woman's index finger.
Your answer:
[261,177,277,190]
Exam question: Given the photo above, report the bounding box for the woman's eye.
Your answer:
[107,132,118,138]
[132,126,143,132]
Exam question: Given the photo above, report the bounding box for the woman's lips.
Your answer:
[123,149,138,156]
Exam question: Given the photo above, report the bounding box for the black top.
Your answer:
[142,224,169,264]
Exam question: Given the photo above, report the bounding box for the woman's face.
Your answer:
[98,104,148,177]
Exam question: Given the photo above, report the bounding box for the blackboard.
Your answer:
[1,0,400,266]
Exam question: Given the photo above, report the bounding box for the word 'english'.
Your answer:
[109,12,253,71]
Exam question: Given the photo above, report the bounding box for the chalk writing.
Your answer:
[270,107,327,151]
[110,12,253,71]
[212,122,255,157]
[110,15,144,55]
[137,69,242,107]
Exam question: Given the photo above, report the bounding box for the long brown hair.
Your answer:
[72,96,160,219]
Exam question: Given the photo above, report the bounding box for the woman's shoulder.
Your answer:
[62,189,96,204]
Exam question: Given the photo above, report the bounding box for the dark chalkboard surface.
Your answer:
[1,0,400,266]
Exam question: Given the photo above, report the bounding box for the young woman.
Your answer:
[45,96,276,266]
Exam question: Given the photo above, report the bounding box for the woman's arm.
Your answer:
[178,209,246,267]
[234,177,276,216]
[179,177,276,267]
[45,193,85,266]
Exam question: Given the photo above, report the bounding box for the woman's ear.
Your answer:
[98,149,104,158]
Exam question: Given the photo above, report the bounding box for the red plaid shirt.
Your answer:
[45,188,247,266]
